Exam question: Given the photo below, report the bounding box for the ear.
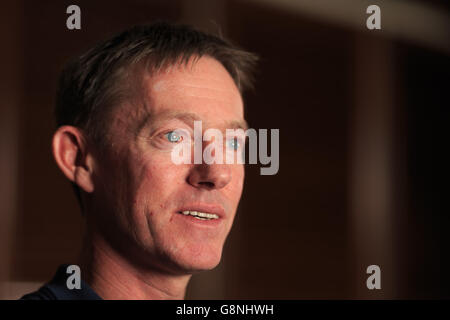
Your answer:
[52,126,95,193]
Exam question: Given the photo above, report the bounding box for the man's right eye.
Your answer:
[165,131,183,143]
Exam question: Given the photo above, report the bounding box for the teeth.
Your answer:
[179,211,219,220]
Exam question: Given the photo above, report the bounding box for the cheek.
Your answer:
[134,155,187,208]
[228,165,245,205]
[129,156,188,242]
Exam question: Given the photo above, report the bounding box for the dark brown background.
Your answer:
[0,0,448,299]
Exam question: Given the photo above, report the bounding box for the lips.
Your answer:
[175,203,225,220]
[178,210,219,220]
[177,203,225,219]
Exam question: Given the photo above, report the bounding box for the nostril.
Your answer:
[187,165,231,190]
[198,181,215,189]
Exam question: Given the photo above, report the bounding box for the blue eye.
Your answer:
[166,131,182,143]
[227,138,240,150]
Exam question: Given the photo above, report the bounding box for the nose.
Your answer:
[187,163,232,190]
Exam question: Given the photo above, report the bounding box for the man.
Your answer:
[21,21,257,300]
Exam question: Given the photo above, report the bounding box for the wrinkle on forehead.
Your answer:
[146,57,243,109]
[111,56,245,140]
[151,80,241,106]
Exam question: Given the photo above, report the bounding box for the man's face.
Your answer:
[90,56,245,274]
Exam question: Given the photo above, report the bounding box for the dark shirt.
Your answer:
[20,264,102,300]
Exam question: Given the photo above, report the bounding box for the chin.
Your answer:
[175,244,224,274]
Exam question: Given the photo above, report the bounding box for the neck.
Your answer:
[78,231,192,300]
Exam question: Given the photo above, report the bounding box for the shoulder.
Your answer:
[20,286,57,300]
[19,264,102,300]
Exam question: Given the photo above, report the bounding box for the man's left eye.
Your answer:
[165,131,183,143]
[226,137,240,150]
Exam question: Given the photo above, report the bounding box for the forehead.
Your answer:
[142,56,244,126]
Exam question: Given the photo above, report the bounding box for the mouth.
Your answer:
[176,210,220,221]
[174,203,225,224]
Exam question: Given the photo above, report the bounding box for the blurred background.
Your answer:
[0,0,448,299]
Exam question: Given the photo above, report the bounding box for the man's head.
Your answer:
[52,22,257,275]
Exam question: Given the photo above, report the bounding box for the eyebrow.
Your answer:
[138,109,249,133]
[228,117,249,131]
